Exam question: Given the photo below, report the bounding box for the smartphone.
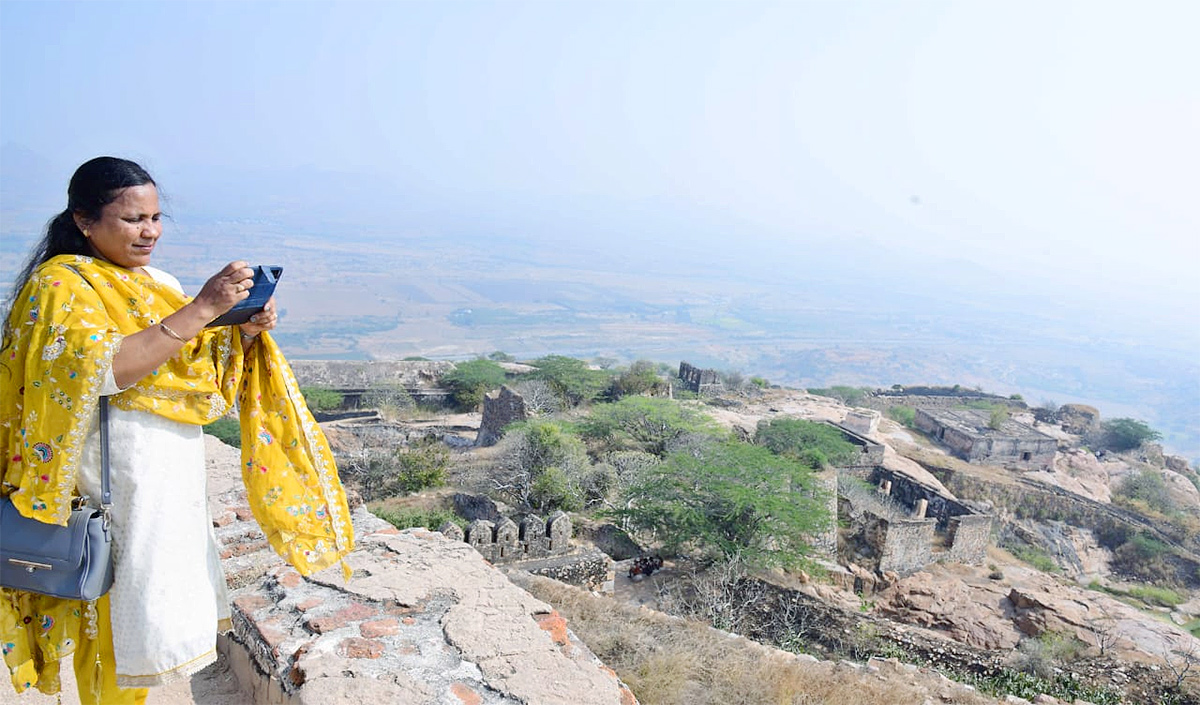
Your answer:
[206,265,283,327]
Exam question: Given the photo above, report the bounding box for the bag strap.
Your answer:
[99,397,112,511]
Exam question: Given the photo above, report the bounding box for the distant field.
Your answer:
[2,223,1195,459]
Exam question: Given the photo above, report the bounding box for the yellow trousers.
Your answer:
[72,594,148,705]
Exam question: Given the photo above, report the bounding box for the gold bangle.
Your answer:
[159,322,188,343]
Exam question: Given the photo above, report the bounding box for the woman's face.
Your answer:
[77,184,162,269]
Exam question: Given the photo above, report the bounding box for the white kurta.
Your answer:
[74,267,231,688]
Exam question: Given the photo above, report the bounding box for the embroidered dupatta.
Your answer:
[1,255,353,693]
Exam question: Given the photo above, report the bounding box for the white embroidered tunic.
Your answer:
[74,267,230,688]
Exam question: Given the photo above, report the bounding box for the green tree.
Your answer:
[754,418,857,469]
[886,405,915,427]
[393,436,450,493]
[609,440,830,569]
[581,397,723,457]
[609,359,661,399]
[443,358,506,411]
[203,417,241,448]
[300,386,344,412]
[484,420,590,512]
[1099,418,1162,452]
[531,355,610,407]
[988,406,1010,430]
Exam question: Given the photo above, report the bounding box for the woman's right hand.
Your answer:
[192,261,255,319]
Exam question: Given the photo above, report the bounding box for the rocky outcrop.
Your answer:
[874,564,1199,665]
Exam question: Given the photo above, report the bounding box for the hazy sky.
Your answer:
[2,1,1197,321]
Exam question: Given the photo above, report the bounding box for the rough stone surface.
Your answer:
[203,435,637,705]
[476,385,528,447]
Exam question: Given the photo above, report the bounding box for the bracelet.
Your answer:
[159,322,188,343]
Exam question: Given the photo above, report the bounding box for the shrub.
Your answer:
[393,437,450,493]
[371,506,461,532]
[1008,544,1060,574]
[531,355,610,407]
[755,418,857,469]
[300,386,344,411]
[609,359,661,399]
[581,397,722,458]
[361,383,415,419]
[609,440,831,569]
[1098,418,1162,452]
[886,405,915,427]
[443,358,507,411]
[203,417,241,448]
[1114,469,1177,516]
[1111,533,1177,585]
[1126,584,1185,607]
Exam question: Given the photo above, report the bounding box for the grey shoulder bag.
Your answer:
[0,397,115,600]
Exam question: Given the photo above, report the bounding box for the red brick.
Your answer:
[305,602,378,633]
[212,510,236,527]
[276,570,303,588]
[233,595,272,615]
[359,618,399,638]
[233,506,256,521]
[294,598,322,612]
[450,683,482,705]
[226,539,269,557]
[369,526,401,536]
[255,616,290,651]
[337,637,384,659]
[535,610,570,647]
[401,617,416,626]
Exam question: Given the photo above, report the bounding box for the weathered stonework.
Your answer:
[915,407,1056,470]
[476,385,528,446]
[202,437,638,704]
[677,361,721,395]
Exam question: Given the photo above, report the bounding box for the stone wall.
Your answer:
[452,511,574,563]
[944,514,992,564]
[203,436,637,704]
[826,421,885,468]
[848,467,993,570]
[863,391,1026,413]
[876,515,937,575]
[677,361,721,395]
[476,385,528,447]
[290,360,455,407]
[915,408,1056,470]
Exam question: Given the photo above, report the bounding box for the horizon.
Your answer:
[2,1,1196,455]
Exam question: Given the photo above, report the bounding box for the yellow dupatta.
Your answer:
[1,255,353,693]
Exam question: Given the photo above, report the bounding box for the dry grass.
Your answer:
[511,573,998,705]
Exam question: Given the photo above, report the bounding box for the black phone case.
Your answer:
[206,265,283,327]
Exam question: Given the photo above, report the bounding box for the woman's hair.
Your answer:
[2,156,156,346]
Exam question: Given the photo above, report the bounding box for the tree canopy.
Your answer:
[581,396,723,457]
[609,440,831,569]
[1099,418,1162,452]
[531,355,610,406]
[443,358,507,410]
[754,417,857,469]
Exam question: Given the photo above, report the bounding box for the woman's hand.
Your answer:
[192,261,255,320]
[111,261,254,388]
[239,297,277,342]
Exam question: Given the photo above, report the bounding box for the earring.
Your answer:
[83,229,90,238]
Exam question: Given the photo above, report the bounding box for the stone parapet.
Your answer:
[204,436,637,704]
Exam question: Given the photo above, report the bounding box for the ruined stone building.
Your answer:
[915,407,1057,470]
[677,361,722,395]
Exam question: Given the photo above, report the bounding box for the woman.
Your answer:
[0,157,354,704]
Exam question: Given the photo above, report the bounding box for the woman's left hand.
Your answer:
[239,297,278,340]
